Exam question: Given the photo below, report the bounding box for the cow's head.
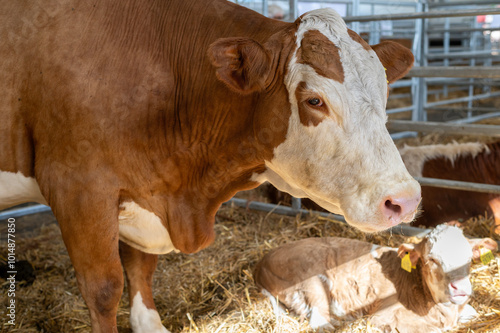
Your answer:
[208,8,420,232]
[398,225,473,305]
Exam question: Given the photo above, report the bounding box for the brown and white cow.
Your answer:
[0,0,420,331]
[254,225,485,332]
[399,141,500,229]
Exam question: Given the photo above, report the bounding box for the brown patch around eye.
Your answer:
[296,30,344,83]
[295,81,329,127]
[427,259,445,282]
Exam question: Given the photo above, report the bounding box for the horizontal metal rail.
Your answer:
[297,0,418,4]
[387,120,500,137]
[416,177,500,195]
[426,107,500,113]
[423,79,500,87]
[344,8,500,23]
[450,112,500,124]
[428,0,500,7]
[424,92,500,108]
[389,79,413,89]
[0,204,52,220]
[387,106,414,115]
[426,52,500,60]
[407,67,500,79]
[430,27,500,34]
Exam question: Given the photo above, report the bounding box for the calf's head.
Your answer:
[398,225,476,305]
[208,8,420,232]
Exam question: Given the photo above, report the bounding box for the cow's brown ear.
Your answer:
[398,243,421,267]
[208,37,271,94]
[468,237,498,262]
[371,41,414,84]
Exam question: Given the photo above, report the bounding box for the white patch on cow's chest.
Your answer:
[309,306,333,329]
[118,201,178,254]
[130,292,170,333]
[0,170,47,210]
[370,244,380,258]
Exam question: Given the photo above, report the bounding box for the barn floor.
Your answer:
[1,201,500,333]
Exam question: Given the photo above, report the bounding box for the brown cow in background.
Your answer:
[400,140,500,229]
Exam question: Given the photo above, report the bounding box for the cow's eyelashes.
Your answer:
[307,98,323,107]
[428,258,438,266]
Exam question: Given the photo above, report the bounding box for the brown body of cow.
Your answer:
[254,226,486,333]
[400,141,500,229]
[0,0,420,331]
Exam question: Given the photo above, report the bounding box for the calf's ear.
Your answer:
[468,237,498,262]
[372,41,414,84]
[208,37,271,95]
[398,243,421,267]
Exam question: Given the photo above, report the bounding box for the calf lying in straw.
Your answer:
[254,225,493,332]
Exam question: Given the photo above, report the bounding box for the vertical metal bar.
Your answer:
[413,1,427,122]
[443,17,450,97]
[262,0,268,17]
[291,197,302,211]
[289,0,298,20]
[468,19,478,119]
[351,0,360,32]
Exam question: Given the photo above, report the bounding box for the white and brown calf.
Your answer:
[254,225,489,332]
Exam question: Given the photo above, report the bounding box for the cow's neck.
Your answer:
[120,95,273,254]
[107,0,295,253]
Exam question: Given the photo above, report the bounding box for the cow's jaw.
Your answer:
[260,8,420,232]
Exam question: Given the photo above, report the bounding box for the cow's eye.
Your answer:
[308,98,323,107]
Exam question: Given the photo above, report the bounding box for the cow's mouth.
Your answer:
[450,294,470,305]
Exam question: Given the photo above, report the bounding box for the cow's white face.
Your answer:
[419,226,473,305]
[258,9,420,232]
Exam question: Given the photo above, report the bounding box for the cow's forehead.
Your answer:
[426,226,472,274]
[296,29,344,83]
[289,9,387,111]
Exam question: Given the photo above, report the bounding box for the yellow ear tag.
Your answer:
[384,67,389,84]
[480,247,494,265]
[401,253,412,272]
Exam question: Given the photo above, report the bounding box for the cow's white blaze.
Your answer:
[260,8,419,231]
[118,201,178,254]
[0,170,47,210]
[370,244,380,258]
[130,292,170,333]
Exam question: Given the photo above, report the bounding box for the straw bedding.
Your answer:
[0,201,499,332]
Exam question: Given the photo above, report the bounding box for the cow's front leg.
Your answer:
[119,241,170,333]
[57,207,124,332]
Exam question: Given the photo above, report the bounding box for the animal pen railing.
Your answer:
[2,0,500,238]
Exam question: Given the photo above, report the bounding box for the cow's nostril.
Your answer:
[381,192,420,225]
[385,200,402,215]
